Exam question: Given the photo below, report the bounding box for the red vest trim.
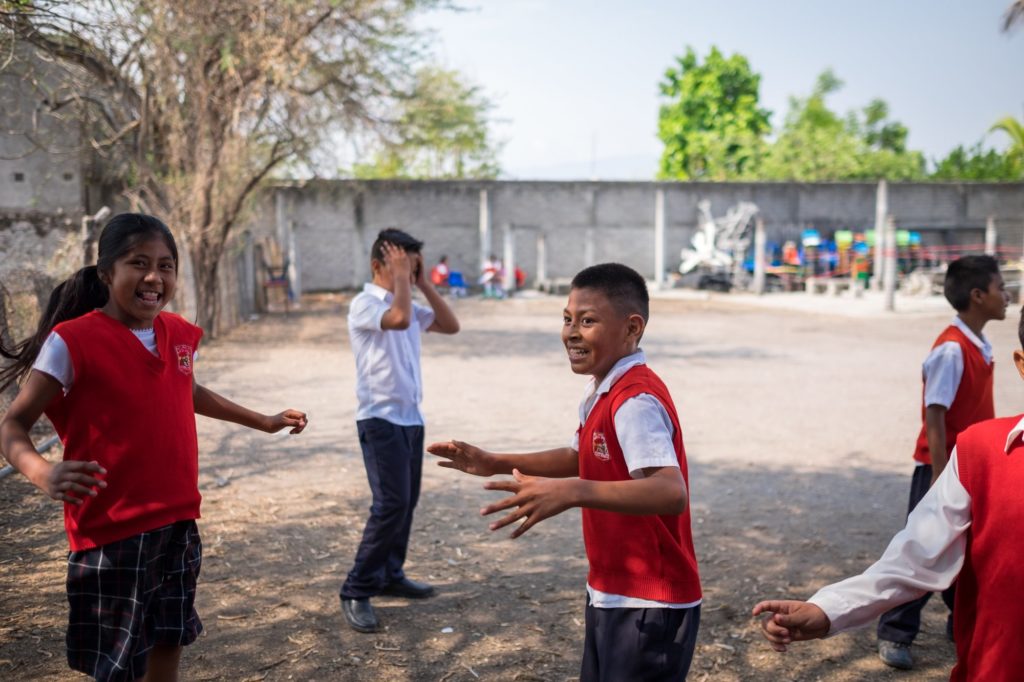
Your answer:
[913,326,994,465]
[578,365,702,603]
[950,416,1024,681]
[45,311,203,551]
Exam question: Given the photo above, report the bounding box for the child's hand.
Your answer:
[266,409,308,434]
[43,460,107,505]
[381,242,412,280]
[481,469,572,538]
[412,252,426,288]
[751,600,831,652]
[427,440,498,476]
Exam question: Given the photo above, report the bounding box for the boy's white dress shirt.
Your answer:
[348,282,435,426]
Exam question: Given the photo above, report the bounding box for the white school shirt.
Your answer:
[921,316,992,412]
[348,282,435,426]
[33,327,164,390]
[570,350,700,610]
[802,413,1020,635]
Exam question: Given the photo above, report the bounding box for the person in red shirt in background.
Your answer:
[430,254,450,287]
[0,213,307,682]
[429,263,701,681]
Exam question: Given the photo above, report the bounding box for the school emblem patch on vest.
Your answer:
[175,344,193,375]
[592,431,610,461]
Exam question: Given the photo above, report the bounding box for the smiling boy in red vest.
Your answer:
[429,263,701,681]
[871,255,1008,669]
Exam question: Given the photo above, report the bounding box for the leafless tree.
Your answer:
[2,0,432,333]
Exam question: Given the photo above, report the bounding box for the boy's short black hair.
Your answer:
[570,263,649,322]
[944,255,1000,312]
[371,228,424,262]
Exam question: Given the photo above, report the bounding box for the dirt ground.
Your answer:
[2,291,1021,681]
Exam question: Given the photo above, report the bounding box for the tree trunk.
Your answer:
[190,239,222,336]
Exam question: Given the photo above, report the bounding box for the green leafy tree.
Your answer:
[2,0,432,333]
[656,46,771,180]
[931,143,1023,180]
[759,70,925,181]
[350,67,501,179]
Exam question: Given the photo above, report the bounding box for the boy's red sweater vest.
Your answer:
[950,416,1024,681]
[45,310,203,551]
[578,365,701,603]
[913,325,993,465]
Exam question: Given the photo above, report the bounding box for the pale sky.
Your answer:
[417,0,1024,180]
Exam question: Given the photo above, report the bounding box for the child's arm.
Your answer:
[415,254,459,334]
[0,371,107,504]
[752,449,971,651]
[427,440,579,478]
[481,465,687,538]
[193,381,307,434]
[925,404,948,485]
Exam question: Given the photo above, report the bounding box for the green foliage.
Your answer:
[931,143,1023,180]
[758,70,925,181]
[350,67,501,179]
[656,46,771,180]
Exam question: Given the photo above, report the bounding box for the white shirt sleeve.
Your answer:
[613,394,680,478]
[348,294,388,332]
[807,447,971,635]
[32,331,74,389]
[413,301,436,332]
[922,342,963,409]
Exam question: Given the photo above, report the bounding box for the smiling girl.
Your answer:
[0,213,307,682]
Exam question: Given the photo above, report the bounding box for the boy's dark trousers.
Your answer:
[580,598,700,682]
[877,463,956,644]
[341,418,424,599]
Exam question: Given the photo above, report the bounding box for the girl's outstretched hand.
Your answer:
[267,409,308,434]
[43,460,107,505]
[751,600,831,652]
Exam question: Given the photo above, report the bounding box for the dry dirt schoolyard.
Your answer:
[2,291,1022,681]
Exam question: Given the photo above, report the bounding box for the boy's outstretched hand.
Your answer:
[266,409,308,434]
[751,600,831,652]
[482,469,572,538]
[427,440,500,476]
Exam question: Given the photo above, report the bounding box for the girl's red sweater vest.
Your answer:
[951,416,1024,681]
[577,365,701,603]
[914,325,994,465]
[45,311,203,551]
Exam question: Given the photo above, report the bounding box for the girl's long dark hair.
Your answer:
[0,213,177,392]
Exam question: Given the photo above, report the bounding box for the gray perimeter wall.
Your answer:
[269,180,1024,291]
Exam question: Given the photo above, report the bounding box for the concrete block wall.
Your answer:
[268,180,1024,292]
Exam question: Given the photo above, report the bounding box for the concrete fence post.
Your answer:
[985,216,997,256]
[536,231,548,285]
[479,188,491,273]
[654,188,666,289]
[752,216,767,295]
[502,224,515,292]
[884,215,897,312]
[873,179,888,291]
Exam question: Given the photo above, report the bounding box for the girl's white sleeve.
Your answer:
[32,331,74,390]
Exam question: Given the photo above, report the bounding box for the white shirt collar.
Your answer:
[586,349,646,398]
[363,282,393,303]
[952,316,990,354]
[1005,415,1024,453]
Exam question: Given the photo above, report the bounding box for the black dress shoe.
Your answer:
[380,577,435,599]
[341,597,379,633]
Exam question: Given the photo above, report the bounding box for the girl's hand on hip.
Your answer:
[44,460,107,505]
